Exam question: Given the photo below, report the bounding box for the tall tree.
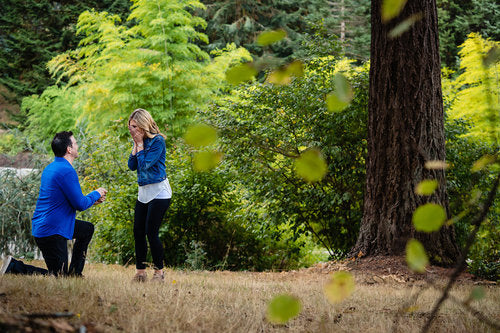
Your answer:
[0,0,130,105]
[437,0,500,68]
[351,0,460,264]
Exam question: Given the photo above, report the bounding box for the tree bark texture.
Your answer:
[351,0,460,264]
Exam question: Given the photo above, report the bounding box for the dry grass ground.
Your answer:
[0,259,498,333]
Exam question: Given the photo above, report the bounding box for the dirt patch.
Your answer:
[0,152,37,168]
[290,256,494,285]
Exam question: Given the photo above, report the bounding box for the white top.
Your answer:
[138,178,172,203]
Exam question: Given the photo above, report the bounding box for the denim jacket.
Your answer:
[128,135,167,186]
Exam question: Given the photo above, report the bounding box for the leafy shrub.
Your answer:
[0,149,49,258]
[77,124,318,270]
[205,56,369,255]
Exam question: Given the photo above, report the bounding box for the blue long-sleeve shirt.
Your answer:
[31,157,101,239]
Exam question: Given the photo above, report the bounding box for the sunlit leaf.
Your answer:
[294,149,327,182]
[381,0,408,22]
[424,160,449,170]
[412,203,446,232]
[415,179,438,196]
[266,294,302,324]
[257,29,287,46]
[388,13,422,38]
[471,154,497,172]
[225,63,257,85]
[268,70,292,85]
[469,287,486,301]
[334,73,353,102]
[193,151,222,172]
[483,45,500,67]
[405,305,419,313]
[326,93,350,112]
[324,271,355,303]
[184,124,217,148]
[406,239,429,273]
[267,61,304,85]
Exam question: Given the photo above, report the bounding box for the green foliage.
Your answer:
[21,86,81,143]
[77,127,137,264]
[206,57,369,255]
[443,33,500,143]
[0,0,130,104]
[266,294,302,324]
[0,148,49,257]
[25,0,251,139]
[438,0,500,68]
[77,127,319,270]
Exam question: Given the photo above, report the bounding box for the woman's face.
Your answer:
[129,119,145,137]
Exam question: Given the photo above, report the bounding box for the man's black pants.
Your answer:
[8,219,94,276]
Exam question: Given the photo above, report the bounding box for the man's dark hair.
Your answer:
[51,131,73,157]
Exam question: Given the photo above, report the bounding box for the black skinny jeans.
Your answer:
[134,198,171,270]
[8,219,94,276]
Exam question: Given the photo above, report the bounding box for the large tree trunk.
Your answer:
[351,0,460,264]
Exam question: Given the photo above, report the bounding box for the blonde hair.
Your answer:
[128,108,166,139]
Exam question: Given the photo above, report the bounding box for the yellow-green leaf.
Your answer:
[324,271,355,303]
[184,124,217,148]
[225,63,257,85]
[424,160,449,170]
[469,287,486,301]
[266,294,302,324]
[388,13,422,38]
[406,239,429,273]
[294,149,327,182]
[415,179,438,196]
[326,93,350,112]
[412,203,446,232]
[267,61,304,85]
[257,29,287,46]
[483,45,500,67]
[193,151,222,172]
[381,0,408,22]
[471,154,497,172]
[334,73,353,103]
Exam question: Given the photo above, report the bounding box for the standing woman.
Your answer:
[128,108,172,282]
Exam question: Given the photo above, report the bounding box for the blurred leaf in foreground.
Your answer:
[406,239,428,273]
[225,63,257,85]
[193,151,222,172]
[412,203,446,232]
[257,29,287,46]
[184,124,218,148]
[388,13,422,39]
[381,0,408,22]
[471,154,497,172]
[415,179,438,196]
[294,149,327,182]
[324,271,355,303]
[266,294,301,324]
[267,61,304,85]
[326,73,353,112]
[425,160,449,170]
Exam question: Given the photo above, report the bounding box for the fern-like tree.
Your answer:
[350,0,460,264]
[29,0,250,138]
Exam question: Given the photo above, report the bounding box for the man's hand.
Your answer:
[94,188,107,205]
[96,188,107,200]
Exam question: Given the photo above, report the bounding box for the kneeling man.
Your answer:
[1,131,107,277]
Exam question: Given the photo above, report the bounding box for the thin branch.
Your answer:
[421,173,500,333]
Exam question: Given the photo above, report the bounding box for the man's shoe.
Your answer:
[0,256,13,275]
